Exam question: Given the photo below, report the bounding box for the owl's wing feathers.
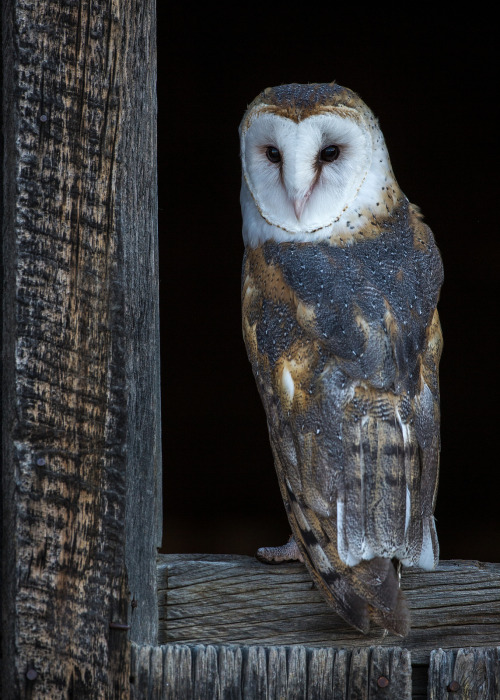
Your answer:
[243,206,443,635]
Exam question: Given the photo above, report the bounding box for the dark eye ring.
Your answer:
[265,146,281,163]
[320,145,340,162]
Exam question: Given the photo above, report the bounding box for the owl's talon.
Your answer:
[256,534,304,564]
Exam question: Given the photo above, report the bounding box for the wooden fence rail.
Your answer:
[130,643,413,699]
[130,642,500,700]
[158,554,500,660]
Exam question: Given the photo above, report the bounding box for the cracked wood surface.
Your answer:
[429,648,500,700]
[130,643,500,699]
[130,643,412,699]
[1,0,159,697]
[158,554,500,666]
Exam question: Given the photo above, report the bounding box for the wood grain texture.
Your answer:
[130,642,411,699]
[158,555,500,665]
[428,648,500,700]
[1,0,158,696]
[117,0,161,647]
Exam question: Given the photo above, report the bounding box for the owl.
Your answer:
[239,82,443,636]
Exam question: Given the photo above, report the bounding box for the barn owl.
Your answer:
[240,82,443,636]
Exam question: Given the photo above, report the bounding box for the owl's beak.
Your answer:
[292,192,311,221]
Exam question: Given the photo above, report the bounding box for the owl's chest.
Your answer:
[246,237,418,331]
[242,236,433,406]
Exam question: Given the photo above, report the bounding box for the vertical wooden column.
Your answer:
[1,0,159,697]
[118,0,161,647]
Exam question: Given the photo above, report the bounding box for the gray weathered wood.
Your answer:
[158,555,500,665]
[118,0,161,647]
[428,648,500,699]
[130,643,411,699]
[1,0,159,696]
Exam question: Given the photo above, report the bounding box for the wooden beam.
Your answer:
[1,0,159,696]
[116,0,161,648]
[158,555,500,665]
[130,643,412,699]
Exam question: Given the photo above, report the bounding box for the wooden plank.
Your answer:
[1,0,158,696]
[158,555,500,665]
[428,648,500,699]
[130,643,411,699]
[117,0,161,647]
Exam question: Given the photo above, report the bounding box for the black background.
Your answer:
[157,7,499,561]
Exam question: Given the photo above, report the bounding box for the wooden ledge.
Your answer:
[157,554,500,665]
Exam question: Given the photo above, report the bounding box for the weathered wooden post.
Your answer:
[1,0,160,697]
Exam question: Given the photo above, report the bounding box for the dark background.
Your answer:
[157,7,499,561]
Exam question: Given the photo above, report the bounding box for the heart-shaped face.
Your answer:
[239,84,399,248]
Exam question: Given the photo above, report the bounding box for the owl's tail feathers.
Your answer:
[314,552,410,637]
[350,556,410,636]
[369,588,410,638]
[293,507,410,635]
[299,542,371,634]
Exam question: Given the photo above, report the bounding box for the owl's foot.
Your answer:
[256,534,304,563]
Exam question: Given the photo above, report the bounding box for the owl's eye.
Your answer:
[320,145,340,162]
[265,146,281,163]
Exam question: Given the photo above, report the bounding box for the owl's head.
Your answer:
[239,83,401,247]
